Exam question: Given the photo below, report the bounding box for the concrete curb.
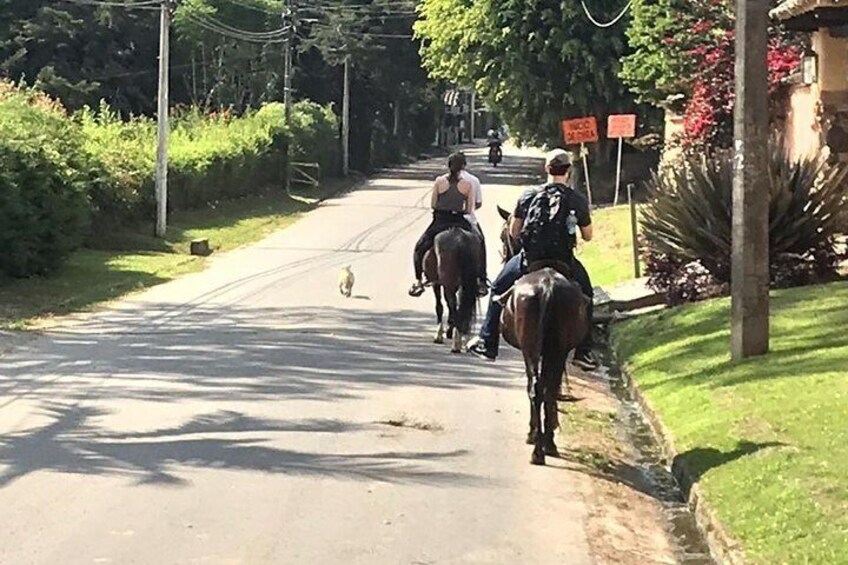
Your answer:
[610,345,747,565]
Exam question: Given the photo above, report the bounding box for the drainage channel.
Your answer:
[597,340,716,565]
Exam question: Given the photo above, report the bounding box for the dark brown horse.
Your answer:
[497,263,590,465]
[424,227,481,352]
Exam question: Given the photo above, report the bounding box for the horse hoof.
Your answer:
[451,347,461,354]
[544,443,560,457]
[434,337,444,344]
[530,451,546,466]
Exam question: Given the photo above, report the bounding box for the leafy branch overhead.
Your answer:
[415,0,636,145]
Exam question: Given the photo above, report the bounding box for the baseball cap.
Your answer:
[545,148,572,169]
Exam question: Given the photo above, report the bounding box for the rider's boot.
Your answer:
[468,337,496,361]
[477,277,490,298]
[572,349,599,371]
[408,279,426,297]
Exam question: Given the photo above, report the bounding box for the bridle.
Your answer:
[500,215,520,263]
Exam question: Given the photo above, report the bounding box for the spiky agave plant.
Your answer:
[641,139,848,297]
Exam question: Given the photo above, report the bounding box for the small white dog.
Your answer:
[339,265,355,298]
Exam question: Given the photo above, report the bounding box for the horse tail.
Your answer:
[536,276,554,358]
[537,273,566,395]
[455,231,479,334]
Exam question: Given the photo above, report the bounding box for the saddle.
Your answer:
[493,259,574,307]
[526,259,574,280]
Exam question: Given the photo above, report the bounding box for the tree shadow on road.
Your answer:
[0,303,521,488]
[0,402,476,489]
[1,304,518,406]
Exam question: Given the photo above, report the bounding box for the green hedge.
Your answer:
[0,81,340,278]
[289,101,341,177]
[0,84,90,277]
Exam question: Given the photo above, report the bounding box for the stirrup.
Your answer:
[408,282,426,297]
[477,279,490,297]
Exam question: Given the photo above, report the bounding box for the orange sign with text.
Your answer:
[607,114,637,139]
[562,117,599,145]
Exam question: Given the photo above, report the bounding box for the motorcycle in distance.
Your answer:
[487,139,503,167]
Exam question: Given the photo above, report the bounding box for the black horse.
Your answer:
[423,227,482,352]
[497,263,590,465]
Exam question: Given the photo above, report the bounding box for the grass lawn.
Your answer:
[613,281,848,564]
[575,204,640,287]
[0,180,351,329]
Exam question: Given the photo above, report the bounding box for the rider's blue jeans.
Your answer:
[478,251,594,357]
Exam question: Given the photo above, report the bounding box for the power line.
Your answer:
[212,0,286,16]
[192,12,290,39]
[308,1,416,8]
[307,22,413,39]
[185,13,290,43]
[580,0,631,28]
[303,3,416,14]
[58,0,161,8]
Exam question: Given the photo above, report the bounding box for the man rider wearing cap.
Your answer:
[468,148,598,370]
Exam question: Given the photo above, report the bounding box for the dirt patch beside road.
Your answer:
[558,369,681,565]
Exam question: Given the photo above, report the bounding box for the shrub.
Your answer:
[0,83,90,277]
[0,80,342,275]
[288,101,340,177]
[641,140,848,302]
[77,102,156,230]
[168,103,288,209]
[79,100,340,229]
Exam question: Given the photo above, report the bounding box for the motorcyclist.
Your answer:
[487,129,503,165]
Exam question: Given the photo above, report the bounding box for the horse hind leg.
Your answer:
[542,385,560,457]
[559,365,573,401]
[525,356,545,465]
[451,328,463,353]
[544,356,567,457]
[433,285,445,344]
[530,394,545,465]
[445,287,460,352]
[434,324,445,344]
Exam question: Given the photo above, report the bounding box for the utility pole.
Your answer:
[731,0,770,359]
[342,54,350,176]
[283,2,294,120]
[283,3,294,194]
[154,0,172,238]
[470,90,476,143]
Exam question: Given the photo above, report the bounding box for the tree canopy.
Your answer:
[621,0,801,149]
[415,0,636,145]
[0,0,436,171]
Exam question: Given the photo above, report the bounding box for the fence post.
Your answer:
[628,182,641,278]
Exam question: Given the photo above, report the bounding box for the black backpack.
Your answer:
[520,184,576,262]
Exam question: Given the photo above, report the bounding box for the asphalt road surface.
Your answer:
[0,146,600,565]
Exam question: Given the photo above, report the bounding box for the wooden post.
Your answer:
[731,0,770,359]
[580,142,593,208]
[613,137,623,206]
[628,182,641,278]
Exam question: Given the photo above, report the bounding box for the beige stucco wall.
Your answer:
[660,110,685,170]
[785,83,822,161]
[814,30,848,93]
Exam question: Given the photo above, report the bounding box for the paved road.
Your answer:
[0,147,597,564]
